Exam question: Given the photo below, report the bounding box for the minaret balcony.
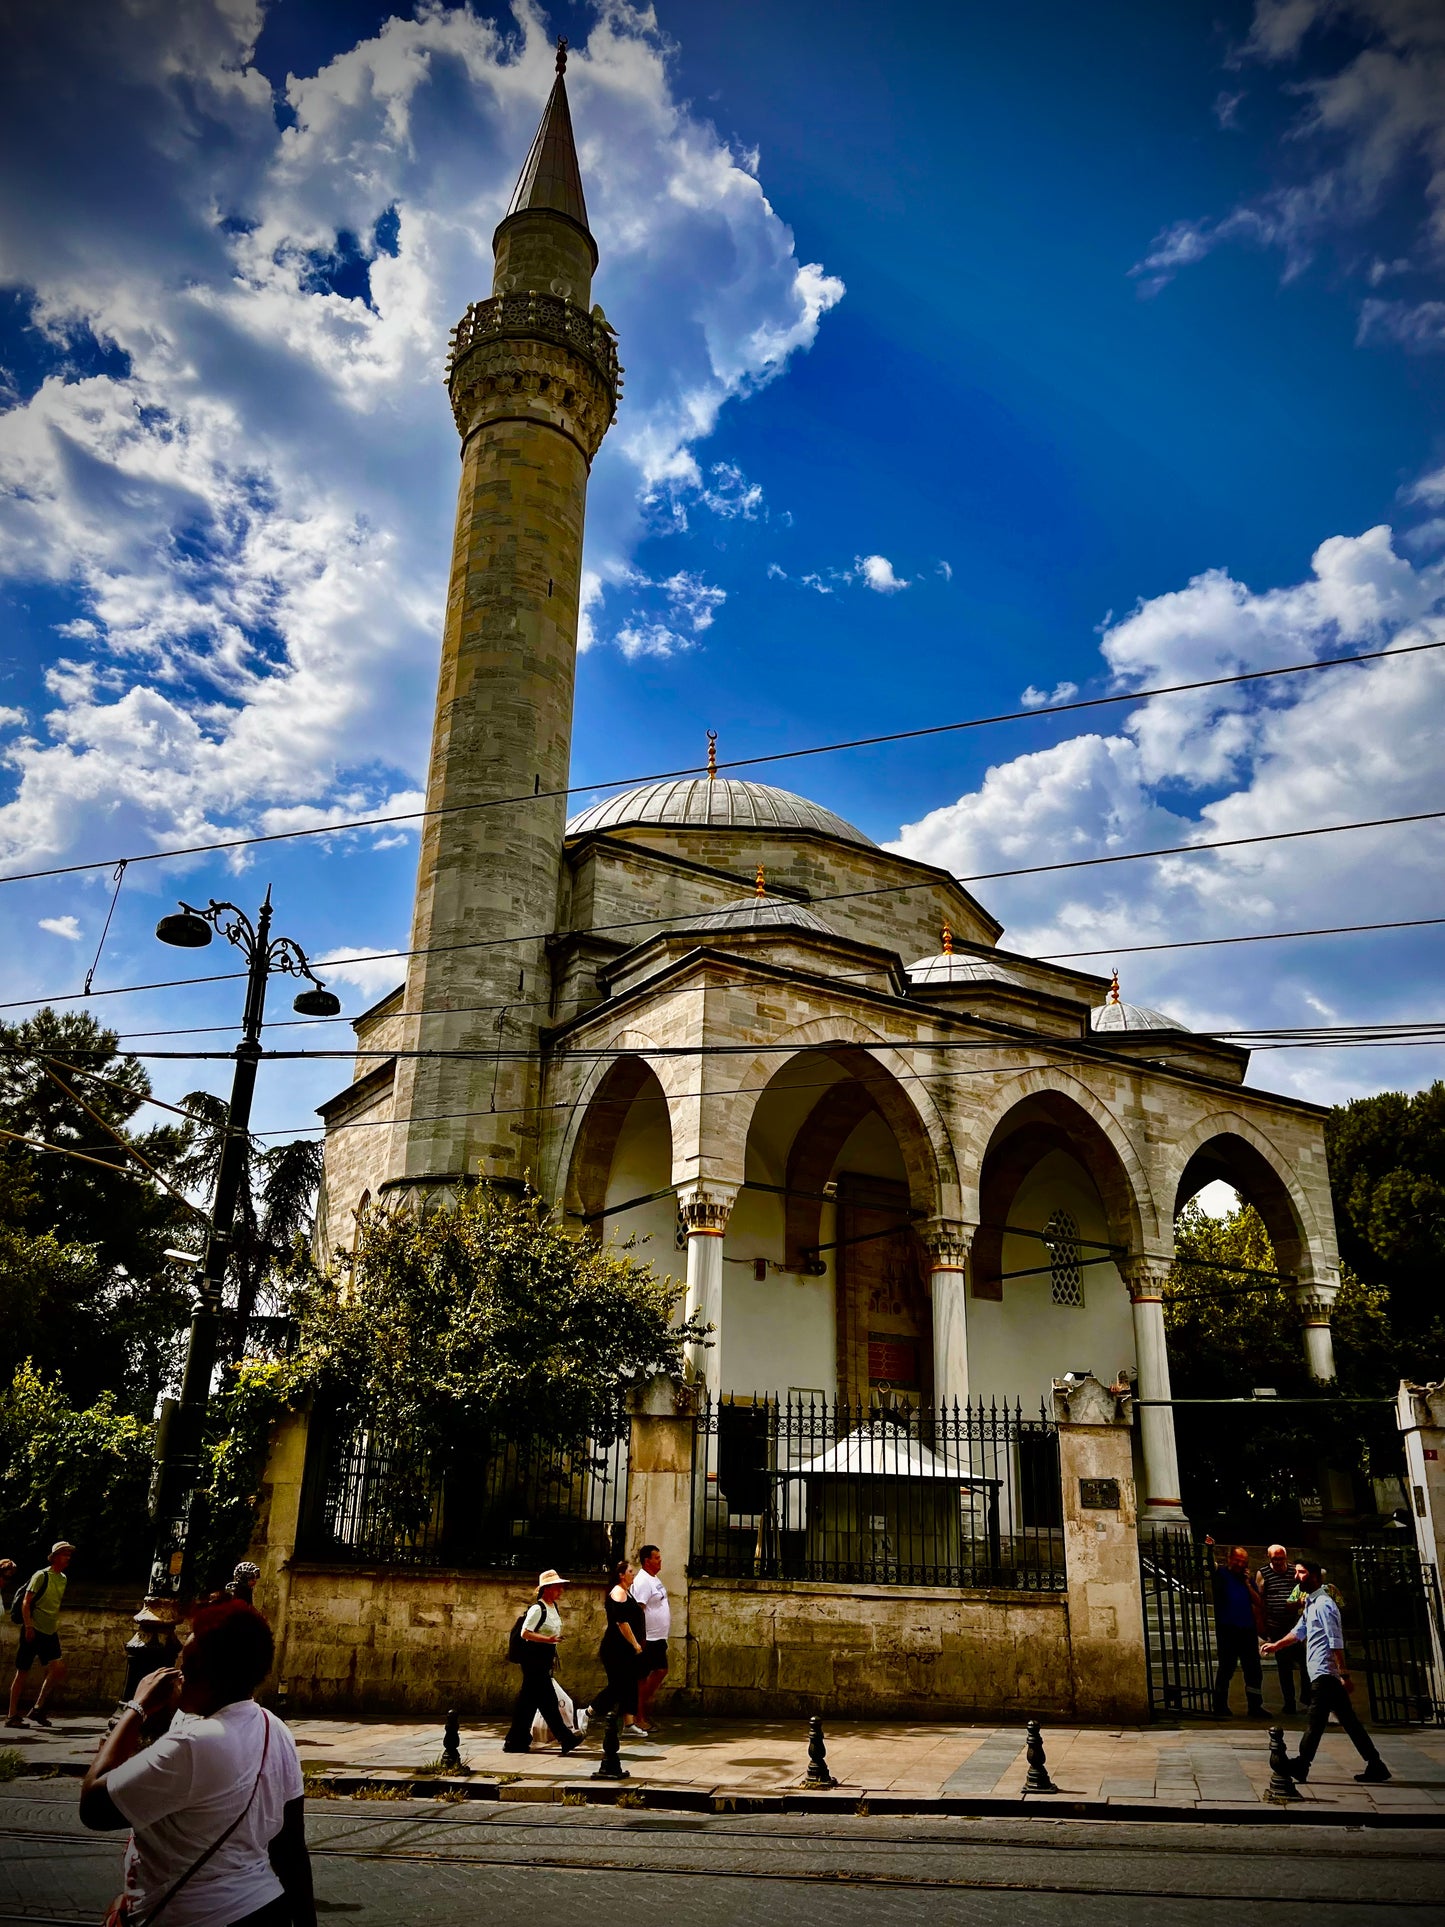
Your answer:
[448,291,621,401]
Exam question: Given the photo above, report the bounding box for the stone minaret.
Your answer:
[385,41,619,1203]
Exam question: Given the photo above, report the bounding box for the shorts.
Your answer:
[15,1630,61,1670]
[641,1639,668,1674]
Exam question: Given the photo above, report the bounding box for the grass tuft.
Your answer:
[0,1749,22,1783]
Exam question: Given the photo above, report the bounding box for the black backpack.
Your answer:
[8,1569,45,1626]
[506,1612,528,1664]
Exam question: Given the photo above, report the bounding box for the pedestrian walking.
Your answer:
[1263,1557,1390,1784]
[1205,1536,1265,1717]
[587,1559,647,1736]
[1256,1543,1310,1714]
[7,1540,75,1730]
[503,1570,583,1755]
[80,1597,315,1926]
[630,1544,671,1733]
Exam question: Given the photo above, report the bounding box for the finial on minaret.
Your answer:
[755,862,766,898]
[1108,968,1121,1005]
[556,35,568,73]
[706,730,718,780]
[941,920,953,955]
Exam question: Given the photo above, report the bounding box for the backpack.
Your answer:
[507,1612,529,1665]
[9,1569,46,1626]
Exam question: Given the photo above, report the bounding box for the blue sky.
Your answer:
[1,0,1442,1143]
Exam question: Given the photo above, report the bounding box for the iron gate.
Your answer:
[1351,1544,1445,1725]
[1140,1529,1220,1718]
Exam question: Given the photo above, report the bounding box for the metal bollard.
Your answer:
[805,1714,837,1788]
[1267,1726,1302,1802]
[1021,1720,1059,1794]
[593,1707,630,1780]
[439,1707,470,1775]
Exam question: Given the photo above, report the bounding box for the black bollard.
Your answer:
[1021,1720,1059,1794]
[440,1707,465,1775]
[805,1714,837,1788]
[1267,1726,1302,1802]
[593,1707,629,1780]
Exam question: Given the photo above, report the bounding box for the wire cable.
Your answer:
[3,636,1441,887]
[5,802,1445,1015]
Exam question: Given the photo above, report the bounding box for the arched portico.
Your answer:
[1170,1113,1339,1383]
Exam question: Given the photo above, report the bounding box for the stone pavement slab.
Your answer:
[5,1708,1444,1824]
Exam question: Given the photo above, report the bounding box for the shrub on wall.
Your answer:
[0,1361,154,1582]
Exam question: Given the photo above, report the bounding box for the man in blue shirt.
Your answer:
[1206,1538,1266,1717]
[1262,1558,1389,1783]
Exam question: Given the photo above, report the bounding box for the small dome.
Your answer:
[685,892,833,936]
[1091,999,1184,1034]
[567,775,875,849]
[1091,973,1184,1033]
[907,953,1020,988]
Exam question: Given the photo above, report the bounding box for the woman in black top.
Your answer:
[588,1559,648,1734]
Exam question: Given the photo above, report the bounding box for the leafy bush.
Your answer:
[0,1361,154,1582]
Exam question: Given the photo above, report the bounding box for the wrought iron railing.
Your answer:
[1351,1543,1445,1724]
[1139,1529,1221,1718]
[689,1394,1065,1590]
[297,1411,628,1574]
[448,292,622,397]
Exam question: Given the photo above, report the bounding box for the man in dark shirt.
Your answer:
[1256,1543,1310,1714]
[1207,1537,1265,1717]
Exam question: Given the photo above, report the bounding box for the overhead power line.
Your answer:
[5,802,1444,1016]
[3,636,1441,888]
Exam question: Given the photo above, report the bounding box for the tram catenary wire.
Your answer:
[3,635,1441,889]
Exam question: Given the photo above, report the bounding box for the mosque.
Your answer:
[315,44,1344,1530]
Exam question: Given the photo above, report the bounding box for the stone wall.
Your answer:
[277,1565,610,1717]
[24,1583,135,1712]
[687,1578,1072,1719]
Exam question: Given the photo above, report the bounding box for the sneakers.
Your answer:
[26,1709,52,1729]
[3,1717,25,1730]
[1356,1760,1392,1783]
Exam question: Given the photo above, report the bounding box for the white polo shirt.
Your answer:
[106,1700,302,1927]
[631,1567,671,1641]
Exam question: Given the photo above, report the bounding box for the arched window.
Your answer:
[1044,1209,1083,1308]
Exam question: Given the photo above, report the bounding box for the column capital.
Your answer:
[676,1180,738,1235]
[1288,1272,1339,1322]
[1121,1254,1173,1302]
[920,1218,974,1269]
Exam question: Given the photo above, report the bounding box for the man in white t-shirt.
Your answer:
[80,1598,313,1927]
[630,1545,671,1732]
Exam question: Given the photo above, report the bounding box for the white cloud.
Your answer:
[1134,2,1445,307]
[936,560,953,582]
[1020,680,1079,708]
[856,554,909,594]
[0,0,840,875]
[1358,297,1445,349]
[890,499,1445,1103]
[312,945,408,1005]
[38,915,81,940]
[0,707,24,729]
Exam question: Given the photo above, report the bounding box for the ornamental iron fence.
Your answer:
[297,1409,628,1575]
[1351,1543,1445,1725]
[688,1393,1065,1590]
[1139,1529,1221,1719]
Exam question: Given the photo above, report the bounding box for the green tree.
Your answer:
[0,1361,154,1582]
[1326,1080,1445,1369]
[293,1183,700,1460]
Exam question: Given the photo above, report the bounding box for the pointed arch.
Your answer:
[1166,1110,1325,1281]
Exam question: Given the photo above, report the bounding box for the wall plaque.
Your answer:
[1079,1477,1120,1511]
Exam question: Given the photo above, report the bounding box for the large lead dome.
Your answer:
[567,776,876,848]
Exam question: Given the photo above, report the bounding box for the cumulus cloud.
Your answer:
[38,915,81,939]
[856,554,909,593]
[1133,1,1445,307]
[1020,680,1079,708]
[890,508,1445,1102]
[0,0,841,878]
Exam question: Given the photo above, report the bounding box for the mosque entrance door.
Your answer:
[834,1174,928,1409]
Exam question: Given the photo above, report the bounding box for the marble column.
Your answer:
[1122,1255,1186,1530]
[922,1218,974,1412]
[1291,1274,1339,1383]
[677,1181,737,1396]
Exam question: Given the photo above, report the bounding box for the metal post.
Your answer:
[593,1707,628,1780]
[1021,1720,1058,1794]
[1267,1726,1302,1801]
[804,1714,836,1787]
[441,1707,466,1774]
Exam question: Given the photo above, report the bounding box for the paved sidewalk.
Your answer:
[6,1708,1444,1822]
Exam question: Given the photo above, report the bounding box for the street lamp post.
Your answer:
[122,888,339,1695]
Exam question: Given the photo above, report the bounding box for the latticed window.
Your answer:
[1045,1209,1084,1308]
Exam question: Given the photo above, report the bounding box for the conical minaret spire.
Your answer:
[384,39,619,1199]
[507,37,589,231]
